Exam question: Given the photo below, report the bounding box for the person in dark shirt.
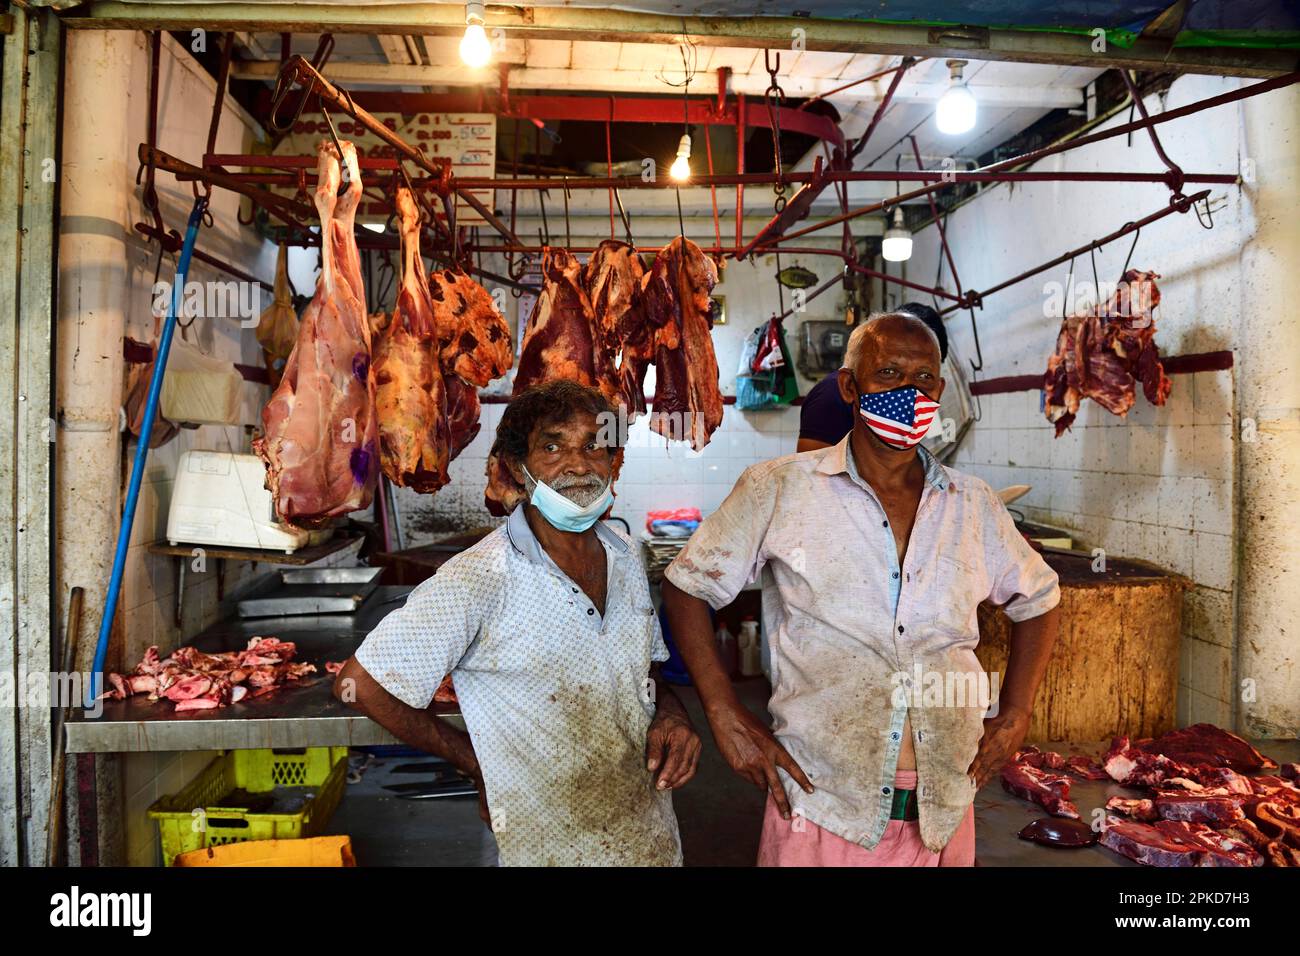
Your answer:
[797,302,949,452]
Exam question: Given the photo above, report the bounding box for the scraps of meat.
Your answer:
[100,637,316,711]
[254,139,377,527]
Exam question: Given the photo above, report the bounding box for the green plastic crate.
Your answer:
[149,747,349,866]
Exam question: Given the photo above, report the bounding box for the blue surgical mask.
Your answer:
[522,466,614,533]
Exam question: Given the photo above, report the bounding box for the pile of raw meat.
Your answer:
[370,186,511,492]
[254,142,511,522]
[1000,723,1300,866]
[100,637,316,711]
[1042,268,1172,437]
[485,237,724,514]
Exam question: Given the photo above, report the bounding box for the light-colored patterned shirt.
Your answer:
[355,506,682,867]
[664,436,1060,853]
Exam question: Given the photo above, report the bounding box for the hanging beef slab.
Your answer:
[641,237,724,451]
[372,186,452,492]
[1043,269,1170,436]
[255,140,377,527]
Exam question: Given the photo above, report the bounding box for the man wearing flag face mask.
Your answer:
[662,311,1060,866]
[337,380,698,866]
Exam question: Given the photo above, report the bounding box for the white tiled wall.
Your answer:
[393,400,804,541]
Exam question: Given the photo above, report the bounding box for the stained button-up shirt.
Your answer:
[355,505,682,867]
[664,436,1060,852]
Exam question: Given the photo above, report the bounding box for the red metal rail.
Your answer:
[971,350,1233,396]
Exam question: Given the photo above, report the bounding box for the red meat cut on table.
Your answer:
[1105,797,1158,821]
[1135,722,1278,772]
[372,186,452,492]
[641,237,724,451]
[1100,816,1263,867]
[101,637,316,711]
[1000,752,1080,819]
[1152,791,1247,826]
[254,140,377,525]
[1102,734,1197,787]
[1002,725,1296,866]
[1043,269,1171,437]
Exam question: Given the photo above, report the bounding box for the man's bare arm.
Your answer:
[660,580,813,818]
[966,604,1060,788]
[333,657,478,778]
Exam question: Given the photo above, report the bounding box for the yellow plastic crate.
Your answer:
[149,747,348,867]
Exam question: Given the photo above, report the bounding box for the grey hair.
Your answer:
[841,310,943,373]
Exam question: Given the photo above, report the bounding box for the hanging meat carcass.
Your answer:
[444,374,482,459]
[1043,269,1170,436]
[585,239,651,415]
[430,267,513,388]
[372,186,452,492]
[484,247,621,514]
[254,141,377,526]
[641,237,724,451]
[513,247,621,402]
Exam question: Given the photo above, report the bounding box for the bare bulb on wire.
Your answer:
[670,134,693,181]
[460,23,491,68]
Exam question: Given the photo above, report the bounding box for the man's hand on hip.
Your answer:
[645,710,702,790]
[966,705,1031,790]
[707,703,814,819]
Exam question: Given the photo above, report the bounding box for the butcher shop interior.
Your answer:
[3,0,1300,895]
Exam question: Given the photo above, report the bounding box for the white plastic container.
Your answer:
[738,619,763,677]
[167,450,315,553]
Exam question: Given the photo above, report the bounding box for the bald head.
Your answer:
[837,310,945,412]
[842,311,942,375]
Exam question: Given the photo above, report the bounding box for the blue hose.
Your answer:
[87,197,207,706]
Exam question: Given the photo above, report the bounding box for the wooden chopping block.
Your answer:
[975,550,1191,741]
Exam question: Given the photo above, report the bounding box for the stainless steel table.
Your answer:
[65,586,462,753]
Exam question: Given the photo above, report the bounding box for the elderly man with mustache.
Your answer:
[335,380,700,866]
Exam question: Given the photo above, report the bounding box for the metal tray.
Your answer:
[281,567,383,586]
[237,567,382,618]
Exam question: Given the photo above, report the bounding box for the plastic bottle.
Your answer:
[738,618,762,677]
[715,622,738,678]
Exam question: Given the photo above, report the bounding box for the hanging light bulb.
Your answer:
[669,133,693,181]
[936,59,977,135]
[881,207,913,262]
[460,1,492,69]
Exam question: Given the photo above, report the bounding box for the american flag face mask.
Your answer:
[856,384,940,449]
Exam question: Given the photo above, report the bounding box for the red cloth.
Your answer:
[756,770,976,867]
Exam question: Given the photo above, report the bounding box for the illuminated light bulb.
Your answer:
[881,208,913,262]
[670,133,692,181]
[460,23,491,68]
[936,59,977,135]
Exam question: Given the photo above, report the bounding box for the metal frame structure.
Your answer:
[63,4,1299,78]
[128,56,1299,326]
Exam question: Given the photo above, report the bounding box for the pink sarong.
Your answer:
[756,770,976,867]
